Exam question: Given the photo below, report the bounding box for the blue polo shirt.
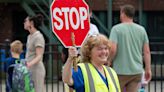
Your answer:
[71,66,108,92]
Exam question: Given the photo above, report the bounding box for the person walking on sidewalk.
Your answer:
[24,14,46,92]
[109,4,152,92]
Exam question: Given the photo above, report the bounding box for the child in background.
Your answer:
[3,40,23,92]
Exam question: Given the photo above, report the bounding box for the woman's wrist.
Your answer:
[26,62,31,68]
[67,56,74,61]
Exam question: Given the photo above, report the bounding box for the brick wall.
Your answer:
[0,0,164,43]
[0,3,23,43]
[0,4,13,43]
[144,0,164,11]
[85,0,108,11]
[86,0,164,11]
[113,0,139,11]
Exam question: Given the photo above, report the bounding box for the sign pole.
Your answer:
[50,0,90,71]
[71,32,78,71]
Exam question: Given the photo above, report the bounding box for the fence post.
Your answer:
[4,39,10,58]
[0,50,2,92]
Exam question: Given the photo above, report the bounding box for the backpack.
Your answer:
[12,59,35,92]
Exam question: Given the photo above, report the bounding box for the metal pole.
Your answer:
[139,0,143,25]
[161,57,163,92]
[92,13,109,34]
[30,0,49,19]
[0,50,2,92]
[108,0,113,36]
[48,0,54,92]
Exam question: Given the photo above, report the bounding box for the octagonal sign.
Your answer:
[50,0,90,48]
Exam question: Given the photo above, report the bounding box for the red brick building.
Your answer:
[0,0,164,43]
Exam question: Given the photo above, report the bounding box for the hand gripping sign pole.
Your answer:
[50,0,90,71]
[71,32,78,71]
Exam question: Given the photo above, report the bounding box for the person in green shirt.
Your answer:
[109,4,152,92]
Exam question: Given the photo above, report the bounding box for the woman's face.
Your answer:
[24,17,31,31]
[90,44,109,65]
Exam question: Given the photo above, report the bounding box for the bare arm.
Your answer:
[62,47,77,86]
[143,43,152,82]
[27,47,44,67]
[109,42,117,65]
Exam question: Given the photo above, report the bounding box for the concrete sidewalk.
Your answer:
[1,81,164,92]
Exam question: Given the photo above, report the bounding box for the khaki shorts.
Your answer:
[118,74,142,92]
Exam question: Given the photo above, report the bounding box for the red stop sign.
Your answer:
[50,0,90,48]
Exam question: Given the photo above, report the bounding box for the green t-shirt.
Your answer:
[109,23,149,75]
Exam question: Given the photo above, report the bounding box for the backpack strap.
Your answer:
[15,59,21,64]
[7,59,20,72]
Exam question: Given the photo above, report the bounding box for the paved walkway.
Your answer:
[0,81,164,92]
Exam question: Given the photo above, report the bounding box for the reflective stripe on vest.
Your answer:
[78,63,120,92]
[85,64,96,92]
[105,66,119,92]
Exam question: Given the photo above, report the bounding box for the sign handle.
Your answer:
[71,32,78,71]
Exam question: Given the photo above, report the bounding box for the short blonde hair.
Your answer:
[10,40,23,54]
[81,34,111,63]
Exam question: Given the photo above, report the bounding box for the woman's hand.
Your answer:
[62,47,78,86]
[68,47,78,60]
[26,62,31,68]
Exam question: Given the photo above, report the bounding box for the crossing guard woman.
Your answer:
[62,34,121,92]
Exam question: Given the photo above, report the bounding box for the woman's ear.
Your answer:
[30,21,34,28]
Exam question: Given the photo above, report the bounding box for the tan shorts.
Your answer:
[118,74,142,92]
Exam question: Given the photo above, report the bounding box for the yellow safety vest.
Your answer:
[78,63,121,92]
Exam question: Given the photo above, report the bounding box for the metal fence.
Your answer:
[0,42,164,92]
[0,42,64,92]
